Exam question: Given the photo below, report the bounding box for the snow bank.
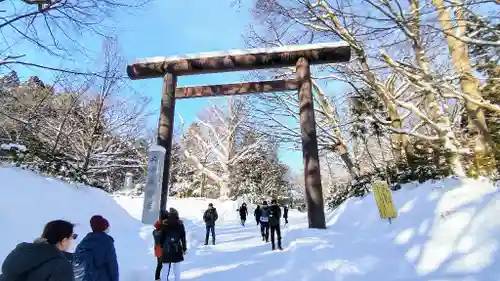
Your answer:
[0,166,152,281]
[254,177,500,281]
[127,177,499,281]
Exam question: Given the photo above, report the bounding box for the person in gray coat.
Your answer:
[0,220,76,281]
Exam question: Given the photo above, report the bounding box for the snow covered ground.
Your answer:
[1,165,500,281]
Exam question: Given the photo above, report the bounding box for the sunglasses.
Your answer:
[71,233,78,240]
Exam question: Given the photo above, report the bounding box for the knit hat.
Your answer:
[168,207,179,219]
[90,215,109,232]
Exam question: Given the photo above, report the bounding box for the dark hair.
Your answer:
[160,210,169,220]
[168,207,179,219]
[41,220,75,245]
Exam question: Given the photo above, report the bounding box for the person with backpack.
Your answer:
[158,208,187,281]
[283,205,289,225]
[0,220,76,281]
[203,203,218,245]
[254,205,261,226]
[73,215,118,281]
[153,211,169,281]
[238,203,248,226]
[268,199,283,250]
[259,201,270,242]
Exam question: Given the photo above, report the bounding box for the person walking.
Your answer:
[283,205,289,225]
[238,203,248,226]
[268,199,283,250]
[203,203,218,245]
[0,220,76,281]
[259,201,270,242]
[254,205,261,226]
[73,215,119,281]
[153,211,169,281]
[158,208,187,281]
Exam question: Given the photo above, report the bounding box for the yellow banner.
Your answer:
[372,181,397,219]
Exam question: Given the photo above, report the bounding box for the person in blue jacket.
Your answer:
[73,215,119,281]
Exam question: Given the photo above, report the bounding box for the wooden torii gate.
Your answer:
[127,42,351,229]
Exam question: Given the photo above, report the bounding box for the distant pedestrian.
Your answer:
[239,203,248,226]
[254,205,261,226]
[283,205,289,225]
[0,220,76,281]
[153,210,169,281]
[259,201,270,242]
[157,208,187,281]
[269,199,283,250]
[73,215,119,281]
[203,203,218,245]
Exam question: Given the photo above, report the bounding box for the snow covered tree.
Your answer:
[0,39,152,192]
[230,132,291,202]
[247,0,499,180]
[180,98,267,198]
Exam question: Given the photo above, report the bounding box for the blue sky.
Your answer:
[8,0,305,172]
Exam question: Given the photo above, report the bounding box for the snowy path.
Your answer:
[182,222,280,281]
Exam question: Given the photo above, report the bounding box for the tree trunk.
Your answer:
[409,0,464,176]
[432,0,496,176]
[311,80,359,178]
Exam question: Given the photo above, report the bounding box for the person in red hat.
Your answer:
[73,215,119,281]
[153,211,169,281]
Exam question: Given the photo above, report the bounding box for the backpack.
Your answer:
[260,207,269,222]
[161,230,182,258]
[152,229,163,258]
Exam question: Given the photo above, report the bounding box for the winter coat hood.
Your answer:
[1,238,70,281]
[76,232,114,267]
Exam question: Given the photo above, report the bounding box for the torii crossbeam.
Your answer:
[127,42,351,229]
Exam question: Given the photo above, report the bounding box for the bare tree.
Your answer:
[67,39,151,190]
[1,0,149,73]
[180,99,263,198]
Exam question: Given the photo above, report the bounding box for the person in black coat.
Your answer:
[254,205,261,225]
[283,205,289,224]
[238,203,248,226]
[0,220,76,281]
[268,199,283,250]
[158,208,187,281]
[73,215,119,281]
[203,203,218,245]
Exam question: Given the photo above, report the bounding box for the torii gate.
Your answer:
[127,42,351,229]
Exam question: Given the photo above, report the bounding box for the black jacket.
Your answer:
[268,205,282,227]
[203,208,218,226]
[283,206,289,219]
[158,218,187,263]
[0,238,73,281]
[254,207,261,220]
[239,206,248,218]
